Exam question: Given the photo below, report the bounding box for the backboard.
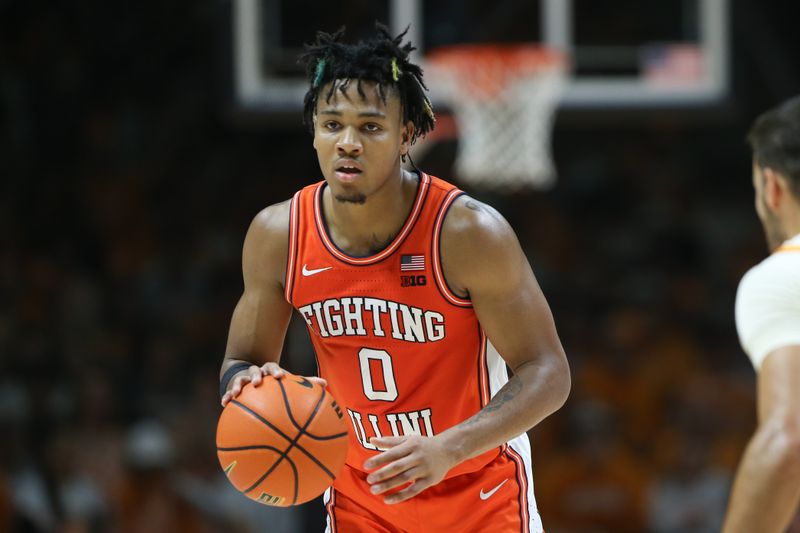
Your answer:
[231,0,729,115]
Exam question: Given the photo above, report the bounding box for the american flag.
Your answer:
[641,44,703,86]
[400,254,425,271]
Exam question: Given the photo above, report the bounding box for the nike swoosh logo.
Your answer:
[302,264,332,276]
[479,479,508,500]
[296,377,313,389]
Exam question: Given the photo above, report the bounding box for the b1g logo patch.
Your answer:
[401,275,427,287]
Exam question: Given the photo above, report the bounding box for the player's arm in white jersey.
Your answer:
[219,200,326,406]
[723,260,800,533]
[364,195,571,504]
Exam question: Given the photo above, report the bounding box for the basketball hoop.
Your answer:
[424,45,566,191]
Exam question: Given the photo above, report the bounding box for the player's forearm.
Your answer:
[437,356,570,464]
[723,422,800,533]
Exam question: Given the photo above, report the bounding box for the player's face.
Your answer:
[752,163,785,250]
[313,80,411,204]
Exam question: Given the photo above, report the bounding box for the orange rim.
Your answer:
[427,44,565,98]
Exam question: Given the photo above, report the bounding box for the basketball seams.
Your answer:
[277,380,349,440]
[277,378,307,431]
[217,444,285,452]
[241,449,297,495]
[288,453,299,505]
[294,440,338,479]
[302,429,349,441]
[216,445,285,494]
[225,382,346,506]
[251,380,338,493]
[231,396,337,487]
[294,380,327,432]
[231,399,294,443]
[271,381,338,498]
[225,401,296,495]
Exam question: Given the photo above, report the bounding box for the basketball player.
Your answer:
[723,96,800,533]
[219,26,570,532]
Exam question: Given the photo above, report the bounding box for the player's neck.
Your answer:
[324,168,419,256]
[779,200,800,243]
[784,214,800,242]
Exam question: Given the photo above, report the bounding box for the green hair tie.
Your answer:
[424,98,435,122]
[391,57,401,82]
[313,58,327,87]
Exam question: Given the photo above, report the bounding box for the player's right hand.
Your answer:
[221,363,327,406]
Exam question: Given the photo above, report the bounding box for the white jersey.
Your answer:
[735,233,800,370]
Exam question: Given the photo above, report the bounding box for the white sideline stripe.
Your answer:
[323,487,334,533]
[488,341,544,533]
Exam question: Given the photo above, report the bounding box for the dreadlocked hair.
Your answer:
[299,23,435,144]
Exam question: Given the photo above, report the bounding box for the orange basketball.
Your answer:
[216,374,349,506]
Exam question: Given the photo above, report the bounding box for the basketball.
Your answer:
[216,374,349,506]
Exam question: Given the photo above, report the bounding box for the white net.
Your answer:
[425,46,566,191]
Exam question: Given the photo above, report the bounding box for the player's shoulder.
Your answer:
[247,198,292,244]
[439,195,522,290]
[242,199,293,272]
[738,248,800,298]
[736,248,800,369]
[440,195,515,247]
[251,198,292,232]
[737,261,774,306]
[735,247,800,328]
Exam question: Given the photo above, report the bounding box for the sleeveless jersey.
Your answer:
[285,172,503,478]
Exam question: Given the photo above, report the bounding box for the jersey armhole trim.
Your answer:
[432,189,473,307]
[284,190,302,304]
[477,326,489,407]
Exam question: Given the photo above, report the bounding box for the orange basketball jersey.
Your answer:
[284,172,501,478]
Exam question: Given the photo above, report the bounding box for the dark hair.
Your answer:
[748,95,800,198]
[298,23,435,144]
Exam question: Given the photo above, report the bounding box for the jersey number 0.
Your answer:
[358,348,398,401]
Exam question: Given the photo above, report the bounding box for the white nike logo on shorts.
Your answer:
[479,479,508,500]
[302,264,333,276]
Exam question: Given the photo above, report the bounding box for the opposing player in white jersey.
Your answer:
[723,95,800,533]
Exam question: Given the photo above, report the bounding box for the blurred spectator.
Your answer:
[647,432,729,533]
[537,401,648,532]
[115,420,207,533]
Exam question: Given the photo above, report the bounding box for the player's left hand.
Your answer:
[363,435,458,504]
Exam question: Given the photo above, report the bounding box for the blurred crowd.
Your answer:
[1,1,795,532]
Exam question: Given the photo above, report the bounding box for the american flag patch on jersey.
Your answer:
[400,254,425,271]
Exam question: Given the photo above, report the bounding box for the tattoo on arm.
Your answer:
[465,200,483,212]
[461,376,522,427]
